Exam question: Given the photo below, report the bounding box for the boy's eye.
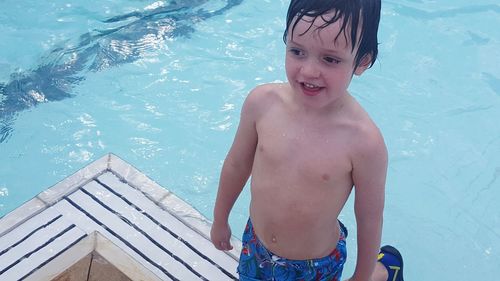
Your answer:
[324,57,340,64]
[289,48,304,56]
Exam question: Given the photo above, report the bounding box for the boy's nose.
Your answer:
[299,60,320,78]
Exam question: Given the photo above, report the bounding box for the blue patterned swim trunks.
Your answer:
[237,218,347,281]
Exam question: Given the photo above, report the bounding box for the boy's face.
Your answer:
[285,13,370,109]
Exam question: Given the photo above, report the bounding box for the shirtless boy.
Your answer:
[211,1,404,280]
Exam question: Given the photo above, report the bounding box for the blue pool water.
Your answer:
[1,0,499,279]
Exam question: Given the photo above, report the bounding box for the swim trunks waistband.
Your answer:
[237,218,347,280]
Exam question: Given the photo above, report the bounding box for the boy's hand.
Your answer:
[210,221,234,251]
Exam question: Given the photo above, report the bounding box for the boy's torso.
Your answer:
[248,83,371,260]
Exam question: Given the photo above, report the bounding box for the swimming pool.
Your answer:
[1,0,499,280]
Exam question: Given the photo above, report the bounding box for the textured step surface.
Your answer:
[0,154,240,281]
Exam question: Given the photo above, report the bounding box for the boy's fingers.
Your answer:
[213,239,224,250]
[220,241,233,251]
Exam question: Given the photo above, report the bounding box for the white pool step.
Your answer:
[0,153,240,281]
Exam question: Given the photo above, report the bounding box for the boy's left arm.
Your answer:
[349,129,388,281]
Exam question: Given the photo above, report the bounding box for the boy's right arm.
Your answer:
[210,87,262,251]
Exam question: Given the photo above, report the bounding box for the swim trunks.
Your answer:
[237,218,347,281]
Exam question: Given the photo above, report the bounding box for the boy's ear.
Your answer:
[354,54,373,76]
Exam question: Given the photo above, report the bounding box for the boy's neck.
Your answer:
[287,87,353,118]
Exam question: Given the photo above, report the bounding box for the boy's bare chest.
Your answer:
[255,117,352,178]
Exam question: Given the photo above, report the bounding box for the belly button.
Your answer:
[322,174,330,182]
[271,235,277,243]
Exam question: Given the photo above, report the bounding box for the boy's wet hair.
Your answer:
[283,0,381,69]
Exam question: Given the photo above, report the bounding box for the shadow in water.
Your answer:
[0,0,243,143]
[387,2,500,20]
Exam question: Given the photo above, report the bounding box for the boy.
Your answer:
[211,0,404,280]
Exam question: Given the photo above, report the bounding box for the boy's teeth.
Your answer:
[304,83,318,89]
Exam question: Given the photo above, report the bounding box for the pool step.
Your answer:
[0,153,240,281]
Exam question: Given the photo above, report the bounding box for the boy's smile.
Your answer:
[301,82,324,96]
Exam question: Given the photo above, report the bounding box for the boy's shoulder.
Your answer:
[345,96,386,153]
[243,82,290,110]
[248,82,289,100]
[341,95,385,151]
[239,83,289,121]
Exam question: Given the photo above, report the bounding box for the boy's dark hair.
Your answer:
[283,0,381,69]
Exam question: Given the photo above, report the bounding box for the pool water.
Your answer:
[1,0,499,280]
